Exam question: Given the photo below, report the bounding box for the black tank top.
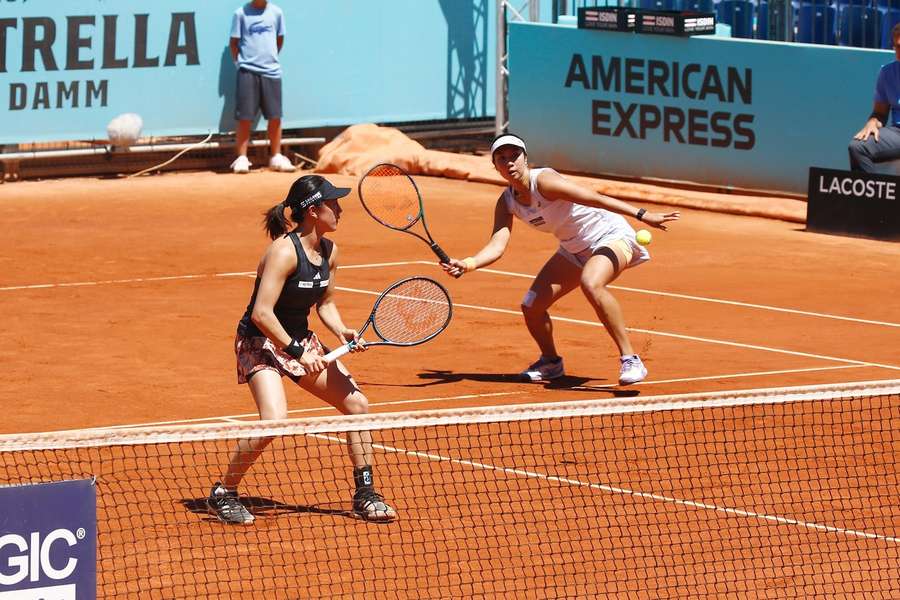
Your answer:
[237,233,333,339]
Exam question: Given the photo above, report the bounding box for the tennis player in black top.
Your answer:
[208,175,397,523]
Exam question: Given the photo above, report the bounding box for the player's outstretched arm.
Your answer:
[442,196,513,277]
[538,169,680,230]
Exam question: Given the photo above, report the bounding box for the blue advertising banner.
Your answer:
[507,23,892,194]
[0,0,496,143]
[0,480,96,600]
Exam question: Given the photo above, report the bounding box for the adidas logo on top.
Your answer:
[313,273,321,279]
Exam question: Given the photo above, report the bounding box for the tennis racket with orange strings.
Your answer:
[323,276,452,363]
[357,163,453,265]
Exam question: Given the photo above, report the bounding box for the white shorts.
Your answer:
[558,236,650,270]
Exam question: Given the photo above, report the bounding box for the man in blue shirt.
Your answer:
[849,24,900,172]
[230,1,295,174]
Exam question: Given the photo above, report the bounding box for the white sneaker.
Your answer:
[520,356,564,382]
[268,153,295,172]
[619,355,648,385]
[230,155,251,174]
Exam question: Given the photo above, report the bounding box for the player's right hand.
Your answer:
[441,258,466,278]
[299,350,327,374]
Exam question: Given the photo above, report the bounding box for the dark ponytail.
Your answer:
[263,203,291,239]
[262,174,330,239]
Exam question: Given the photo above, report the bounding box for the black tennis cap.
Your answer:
[285,175,351,210]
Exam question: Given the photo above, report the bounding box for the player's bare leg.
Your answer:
[581,247,647,385]
[208,369,286,524]
[519,253,580,380]
[299,362,397,521]
[580,248,632,356]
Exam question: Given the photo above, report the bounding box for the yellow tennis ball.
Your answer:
[636,229,652,246]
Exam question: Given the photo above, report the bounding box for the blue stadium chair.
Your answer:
[875,0,899,11]
[761,0,796,39]
[757,1,769,38]
[681,0,715,11]
[717,0,756,37]
[796,4,838,43]
[839,5,882,46]
[640,0,679,9]
[881,7,900,45]
[835,0,873,5]
[797,0,836,5]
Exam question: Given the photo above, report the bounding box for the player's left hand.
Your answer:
[340,328,368,352]
[643,211,681,231]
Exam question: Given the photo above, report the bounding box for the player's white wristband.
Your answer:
[462,257,477,272]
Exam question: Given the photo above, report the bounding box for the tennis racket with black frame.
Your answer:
[357,163,453,264]
[323,276,452,363]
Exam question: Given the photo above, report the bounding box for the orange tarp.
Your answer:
[315,123,806,223]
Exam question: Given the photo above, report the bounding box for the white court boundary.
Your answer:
[4,259,897,328]
[3,259,898,383]
[309,431,900,546]
[2,257,897,428]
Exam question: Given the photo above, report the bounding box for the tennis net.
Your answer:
[2,379,899,598]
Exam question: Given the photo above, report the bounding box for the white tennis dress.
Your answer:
[502,168,650,267]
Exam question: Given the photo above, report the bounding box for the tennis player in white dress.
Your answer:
[443,133,680,385]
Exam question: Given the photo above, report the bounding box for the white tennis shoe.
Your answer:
[230,155,251,174]
[619,355,647,385]
[268,153,295,172]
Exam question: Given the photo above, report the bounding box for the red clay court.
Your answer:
[1,169,898,597]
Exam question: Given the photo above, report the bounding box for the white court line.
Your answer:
[96,366,870,430]
[282,391,529,416]
[98,391,528,430]
[223,264,900,331]
[6,262,898,385]
[93,367,870,430]
[0,261,413,291]
[579,364,866,389]
[475,265,900,329]
[310,433,900,546]
[3,260,897,328]
[334,286,900,372]
[0,274,212,291]
[3,259,896,329]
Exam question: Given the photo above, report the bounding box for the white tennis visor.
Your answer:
[490,134,527,155]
